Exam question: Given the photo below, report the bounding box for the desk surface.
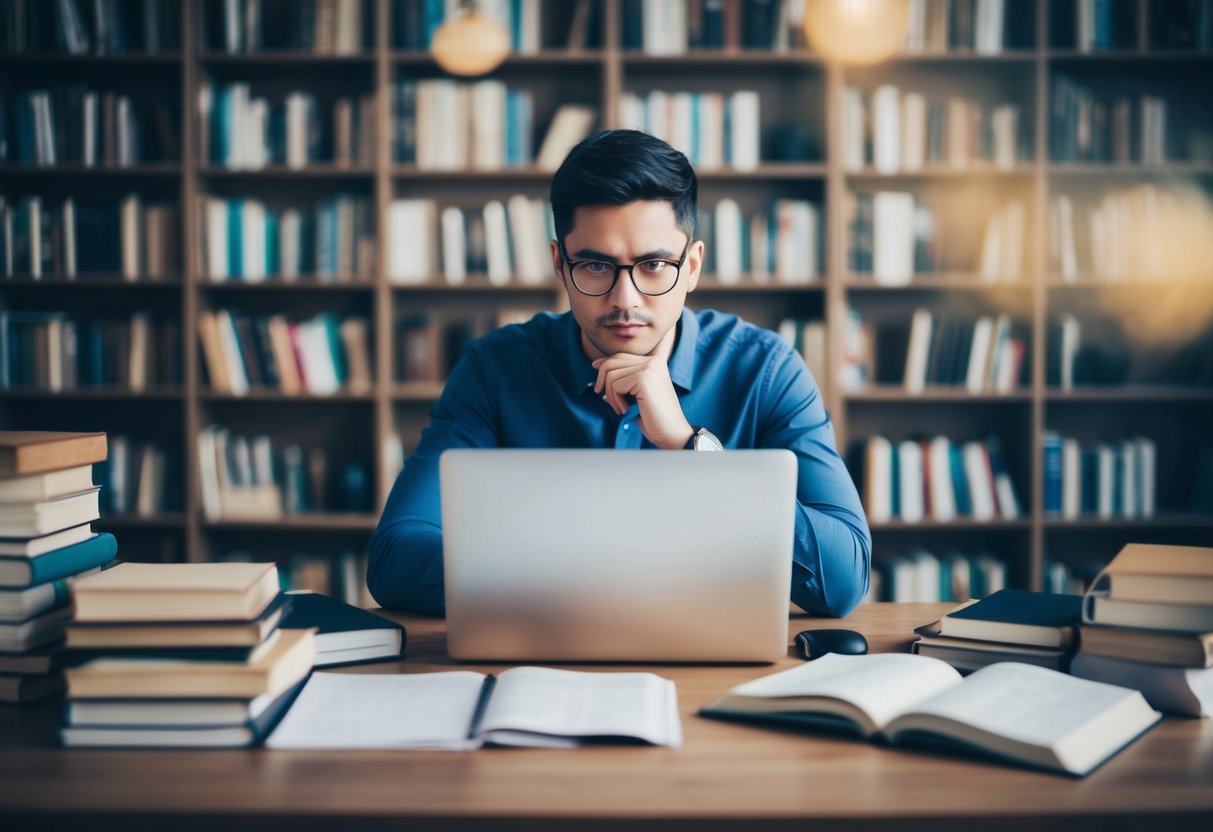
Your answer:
[1,602,1211,831]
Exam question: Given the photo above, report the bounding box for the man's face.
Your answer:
[551,200,703,361]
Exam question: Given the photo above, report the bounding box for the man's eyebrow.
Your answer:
[570,247,678,261]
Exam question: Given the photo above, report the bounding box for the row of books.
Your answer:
[860,434,1022,524]
[197,426,374,520]
[204,0,368,54]
[697,198,820,284]
[843,86,1026,173]
[899,308,1026,394]
[1049,185,1212,282]
[198,309,371,396]
[1148,0,1213,49]
[622,0,807,54]
[1072,0,1137,52]
[0,431,116,704]
[867,549,1008,604]
[617,90,763,171]
[200,84,375,169]
[393,0,543,51]
[386,196,551,286]
[1,194,178,279]
[0,310,181,392]
[393,80,595,171]
[222,550,374,609]
[902,0,1030,54]
[95,436,177,517]
[0,0,180,54]
[1,87,177,168]
[397,310,540,383]
[1042,432,1157,520]
[1071,543,1212,718]
[1050,77,1171,165]
[199,195,374,281]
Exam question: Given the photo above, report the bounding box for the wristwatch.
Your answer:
[684,426,724,451]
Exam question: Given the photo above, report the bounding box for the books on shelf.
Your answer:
[619,90,762,171]
[1041,431,1156,520]
[205,0,367,54]
[94,435,177,517]
[1050,76,1170,164]
[280,590,404,666]
[621,0,807,53]
[701,653,1159,776]
[846,192,938,280]
[266,665,683,750]
[901,0,1029,54]
[393,0,543,52]
[698,198,820,284]
[868,549,1007,604]
[0,0,181,54]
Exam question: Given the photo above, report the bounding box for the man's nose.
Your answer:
[608,267,642,306]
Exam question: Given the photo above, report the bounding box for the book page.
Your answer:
[265,671,486,750]
[888,662,1160,774]
[478,666,682,748]
[722,653,962,732]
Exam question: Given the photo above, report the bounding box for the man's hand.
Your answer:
[592,354,694,449]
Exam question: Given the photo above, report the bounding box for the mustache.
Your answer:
[598,312,655,326]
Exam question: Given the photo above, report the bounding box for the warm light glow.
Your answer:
[431,11,511,77]
[804,0,911,65]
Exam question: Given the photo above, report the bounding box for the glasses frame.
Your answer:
[558,238,692,297]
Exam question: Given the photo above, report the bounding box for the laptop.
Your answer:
[440,449,797,663]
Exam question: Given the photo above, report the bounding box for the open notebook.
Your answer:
[266,666,682,750]
[701,653,1160,776]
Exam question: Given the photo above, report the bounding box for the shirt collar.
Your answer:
[561,308,698,396]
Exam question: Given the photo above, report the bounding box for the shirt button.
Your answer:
[623,425,630,430]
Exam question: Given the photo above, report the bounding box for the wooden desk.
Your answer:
[1,602,1211,831]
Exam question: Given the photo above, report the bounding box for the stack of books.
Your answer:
[1071,543,1213,717]
[912,589,1083,673]
[0,431,117,704]
[60,562,315,747]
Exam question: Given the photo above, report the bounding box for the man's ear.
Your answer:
[550,240,567,288]
[684,239,705,294]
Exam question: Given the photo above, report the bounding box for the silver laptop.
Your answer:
[440,449,797,663]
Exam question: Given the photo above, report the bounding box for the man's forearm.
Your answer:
[789,505,871,618]
[366,520,446,615]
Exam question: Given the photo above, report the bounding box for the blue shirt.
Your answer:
[368,308,871,617]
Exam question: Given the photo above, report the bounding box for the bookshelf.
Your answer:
[2,0,1211,600]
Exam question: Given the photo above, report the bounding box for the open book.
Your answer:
[701,653,1159,776]
[266,666,682,750]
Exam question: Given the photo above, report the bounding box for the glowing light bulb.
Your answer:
[804,0,911,65]
[431,11,511,77]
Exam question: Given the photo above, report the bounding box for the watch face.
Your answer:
[695,429,723,451]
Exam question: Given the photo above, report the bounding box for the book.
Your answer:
[0,605,72,652]
[912,614,1070,673]
[0,464,94,501]
[0,671,65,704]
[0,487,101,538]
[279,591,405,667]
[61,676,307,748]
[1079,625,1213,669]
[266,666,683,750]
[0,574,74,622]
[1071,652,1212,718]
[0,532,116,589]
[700,653,1159,776]
[0,431,107,477]
[71,561,280,622]
[939,589,1082,647]
[1086,543,1213,606]
[65,627,315,700]
[65,593,289,649]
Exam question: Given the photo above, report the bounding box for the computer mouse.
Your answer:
[795,629,869,660]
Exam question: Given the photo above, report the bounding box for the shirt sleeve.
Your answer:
[758,346,872,618]
[366,348,498,614]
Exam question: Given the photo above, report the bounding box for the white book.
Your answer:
[992,104,1017,169]
[901,92,926,172]
[871,85,901,174]
[252,435,274,486]
[965,316,994,394]
[1135,436,1156,519]
[749,213,770,282]
[645,90,670,145]
[1062,437,1082,520]
[999,200,1025,280]
[386,199,436,285]
[702,654,1160,777]
[296,319,340,396]
[205,197,229,281]
[0,466,95,503]
[507,194,544,284]
[120,194,141,281]
[483,200,512,285]
[993,465,1021,520]
[903,307,934,394]
[843,87,866,171]
[279,208,302,280]
[1071,652,1213,718]
[698,92,725,171]
[910,550,941,602]
[1060,313,1080,392]
[669,92,694,161]
[987,314,1012,392]
[214,310,250,396]
[1055,195,1078,280]
[536,105,597,171]
[864,436,893,524]
[897,440,925,523]
[471,81,507,171]
[83,91,98,167]
[727,91,761,172]
[518,0,541,53]
[267,667,682,750]
[963,441,996,521]
[128,312,149,392]
[714,198,743,284]
[975,0,1005,54]
[927,436,956,522]
[619,93,645,133]
[285,92,308,168]
[196,428,221,520]
[62,198,77,278]
[241,200,267,282]
[440,206,467,285]
[135,445,163,517]
[1095,443,1115,519]
[872,191,915,286]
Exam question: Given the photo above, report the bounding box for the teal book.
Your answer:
[279,591,404,667]
[940,589,1083,648]
[0,533,118,589]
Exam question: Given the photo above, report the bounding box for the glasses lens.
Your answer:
[632,259,680,295]
[570,262,616,295]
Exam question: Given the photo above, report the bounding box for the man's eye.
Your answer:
[639,260,669,273]
[582,262,612,274]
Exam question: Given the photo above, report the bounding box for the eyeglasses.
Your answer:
[559,239,691,297]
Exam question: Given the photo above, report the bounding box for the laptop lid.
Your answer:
[440,449,796,663]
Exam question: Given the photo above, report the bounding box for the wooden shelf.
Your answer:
[393,382,445,402]
[846,165,1036,179]
[198,52,375,66]
[1046,387,1213,402]
[621,49,823,67]
[97,513,188,528]
[870,519,1033,531]
[0,164,182,177]
[1048,49,1213,61]
[391,49,606,66]
[0,276,182,288]
[199,165,375,179]
[844,275,1032,291]
[0,387,183,400]
[199,390,376,402]
[846,387,1032,403]
[0,51,182,65]
[693,279,823,292]
[197,278,375,291]
[390,280,556,292]
[1047,162,1213,176]
[1044,514,1213,530]
[203,514,379,531]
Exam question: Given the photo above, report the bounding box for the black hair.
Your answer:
[549,130,697,247]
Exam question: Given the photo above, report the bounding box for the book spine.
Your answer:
[466,674,497,740]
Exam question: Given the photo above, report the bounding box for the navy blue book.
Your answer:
[0,532,117,589]
[940,590,1083,648]
[279,591,405,667]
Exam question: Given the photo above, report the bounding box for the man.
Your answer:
[368,130,870,617]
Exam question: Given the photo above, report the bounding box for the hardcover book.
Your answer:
[279,591,405,666]
[71,561,280,622]
[0,533,116,589]
[939,589,1082,647]
[0,431,107,477]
